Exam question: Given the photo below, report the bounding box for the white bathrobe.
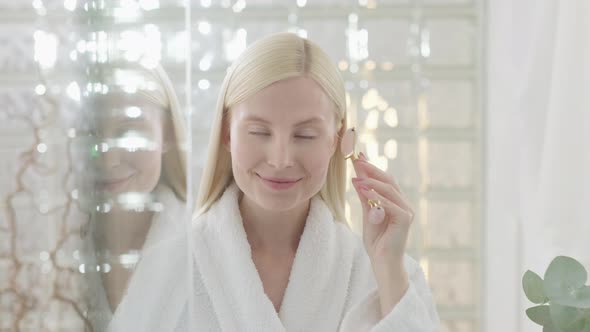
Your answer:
[190,182,441,332]
[85,182,440,331]
[84,185,192,332]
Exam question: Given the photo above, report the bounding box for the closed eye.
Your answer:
[295,135,316,139]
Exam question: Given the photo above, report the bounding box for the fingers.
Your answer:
[354,180,415,226]
[352,153,402,193]
[352,177,411,212]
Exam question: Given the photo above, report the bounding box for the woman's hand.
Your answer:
[351,152,414,316]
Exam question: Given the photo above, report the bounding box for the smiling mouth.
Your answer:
[256,173,302,183]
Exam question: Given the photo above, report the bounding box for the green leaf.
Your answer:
[544,256,588,302]
[524,270,549,304]
[553,286,590,309]
[527,305,551,326]
[550,302,587,332]
[543,320,559,332]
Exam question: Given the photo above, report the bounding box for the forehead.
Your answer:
[85,94,165,124]
[232,76,335,124]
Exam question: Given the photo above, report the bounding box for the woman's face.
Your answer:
[88,98,167,195]
[225,76,339,212]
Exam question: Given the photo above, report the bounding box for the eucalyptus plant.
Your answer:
[523,256,590,332]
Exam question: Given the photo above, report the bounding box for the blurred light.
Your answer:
[347,28,368,62]
[296,29,307,39]
[377,99,389,111]
[63,0,76,11]
[358,0,368,6]
[421,28,431,58]
[113,0,140,22]
[32,0,43,9]
[198,79,210,90]
[420,258,430,282]
[296,0,307,7]
[102,263,112,273]
[66,81,80,101]
[34,30,58,69]
[35,84,46,95]
[198,21,211,35]
[232,0,246,13]
[119,251,140,268]
[200,0,211,8]
[418,95,429,129]
[338,60,348,71]
[69,50,78,61]
[362,88,379,110]
[349,63,358,73]
[39,251,50,261]
[71,189,79,200]
[381,61,395,71]
[384,107,399,127]
[73,250,80,260]
[125,106,142,118]
[364,110,379,130]
[96,202,112,213]
[67,128,76,138]
[365,60,376,71]
[37,143,47,153]
[384,139,398,159]
[139,0,159,11]
[220,0,230,8]
[76,40,86,53]
[167,31,188,63]
[224,28,247,62]
[199,53,213,71]
[78,263,85,274]
[96,265,101,272]
[348,13,358,24]
[112,134,157,152]
[360,80,368,89]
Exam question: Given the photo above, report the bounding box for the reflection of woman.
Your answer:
[191,33,440,331]
[81,64,188,331]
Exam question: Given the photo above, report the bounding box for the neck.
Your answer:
[93,208,155,254]
[239,192,310,254]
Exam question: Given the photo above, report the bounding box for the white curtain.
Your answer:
[486,1,589,331]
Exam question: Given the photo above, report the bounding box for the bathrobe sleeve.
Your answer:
[339,245,441,332]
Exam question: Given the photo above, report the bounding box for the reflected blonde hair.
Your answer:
[121,64,188,201]
[195,32,347,222]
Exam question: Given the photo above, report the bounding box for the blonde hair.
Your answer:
[195,32,347,222]
[113,64,188,201]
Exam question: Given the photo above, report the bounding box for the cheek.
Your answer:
[231,136,260,169]
[123,150,162,176]
[302,142,334,176]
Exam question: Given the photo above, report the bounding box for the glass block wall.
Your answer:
[0,0,191,330]
[190,1,483,331]
[0,0,482,330]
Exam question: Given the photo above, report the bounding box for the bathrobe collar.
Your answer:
[192,181,355,331]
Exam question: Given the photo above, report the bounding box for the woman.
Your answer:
[79,63,190,331]
[191,32,440,331]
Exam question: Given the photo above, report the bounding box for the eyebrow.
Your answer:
[243,115,325,127]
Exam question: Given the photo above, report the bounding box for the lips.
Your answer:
[96,173,134,189]
[256,173,301,183]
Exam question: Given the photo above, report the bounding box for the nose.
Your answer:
[266,136,294,169]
